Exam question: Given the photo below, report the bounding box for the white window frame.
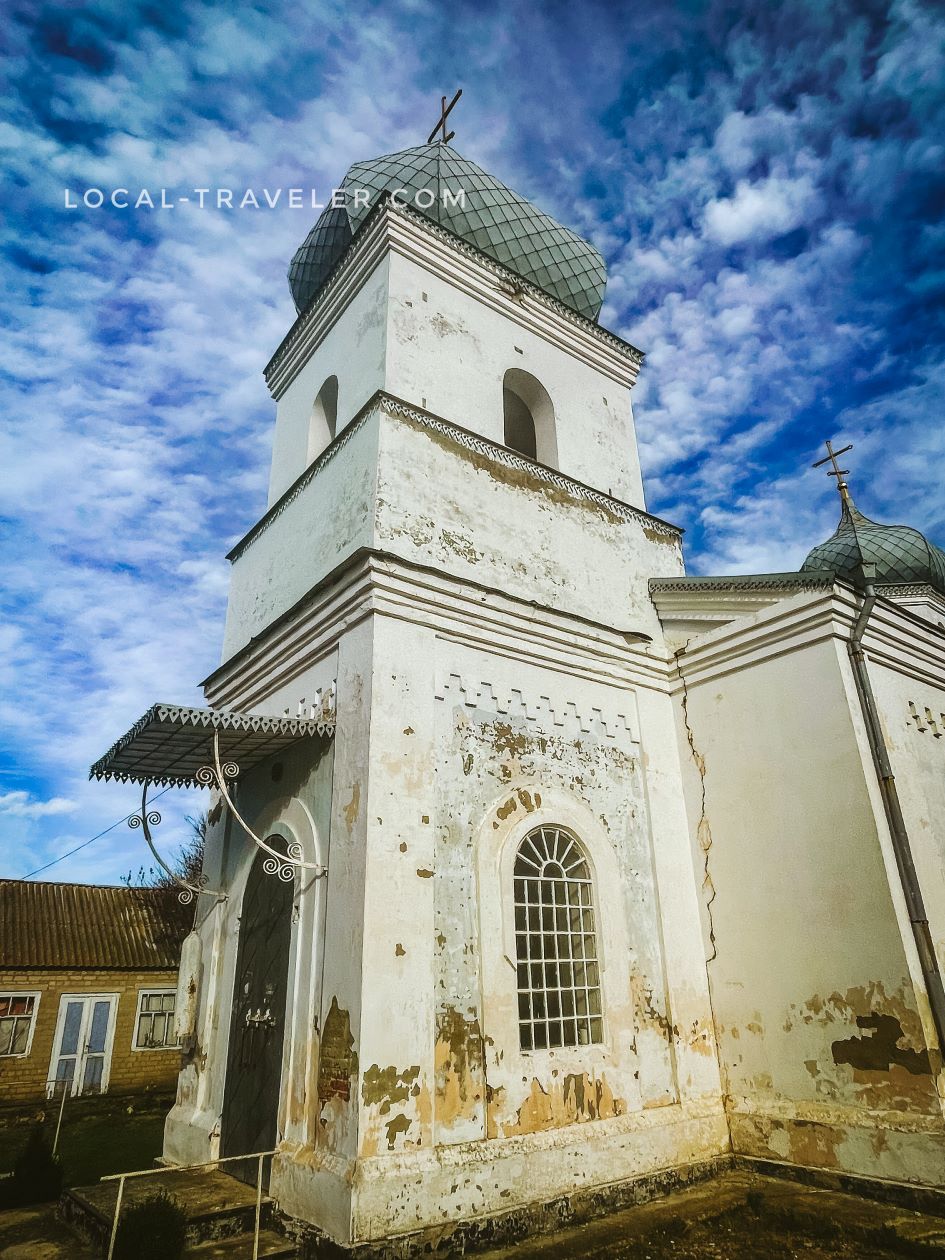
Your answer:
[132,988,180,1052]
[512,826,604,1052]
[47,992,119,1098]
[0,991,41,1058]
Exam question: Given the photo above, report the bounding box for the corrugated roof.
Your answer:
[0,881,192,970]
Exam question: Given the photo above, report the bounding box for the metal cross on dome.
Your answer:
[813,438,854,504]
[427,89,462,144]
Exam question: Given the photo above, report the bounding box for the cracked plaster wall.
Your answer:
[674,631,945,1187]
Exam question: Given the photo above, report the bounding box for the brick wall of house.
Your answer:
[0,967,181,1103]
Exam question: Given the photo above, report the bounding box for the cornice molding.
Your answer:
[650,573,833,595]
[671,600,846,691]
[264,201,644,400]
[668,584,945,693]
[226,390,682,564]
[206,549,671,712]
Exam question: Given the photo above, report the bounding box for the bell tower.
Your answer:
[155,135,725,1247]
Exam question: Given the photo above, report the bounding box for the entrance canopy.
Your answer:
[90,703,335,789]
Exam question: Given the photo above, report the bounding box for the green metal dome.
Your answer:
[801,497,945,594]
[288,144,607,321]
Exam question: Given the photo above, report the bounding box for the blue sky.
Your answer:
[2,0,943,883]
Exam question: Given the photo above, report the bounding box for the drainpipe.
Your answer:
[847,573,945,1059]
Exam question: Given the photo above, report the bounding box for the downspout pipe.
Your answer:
[847,576,945,1059]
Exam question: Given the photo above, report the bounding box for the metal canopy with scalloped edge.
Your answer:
[89,704,334,789]
[288,144,607,321]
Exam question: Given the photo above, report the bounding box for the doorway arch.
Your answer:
[220,837,294,1177]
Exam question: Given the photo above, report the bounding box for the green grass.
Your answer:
[1,1114,166,1187]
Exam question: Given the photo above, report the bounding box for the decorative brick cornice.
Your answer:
[435,671,638,742]
[649,572,834,595]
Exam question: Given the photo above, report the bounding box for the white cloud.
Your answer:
[0,791,77,819]
[703,172,821,246]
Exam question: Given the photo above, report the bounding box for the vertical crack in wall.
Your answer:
[677,647,717,963]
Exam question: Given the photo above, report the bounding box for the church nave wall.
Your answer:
[672,600,945,1190]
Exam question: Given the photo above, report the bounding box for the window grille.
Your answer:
[134,991,179,1050]
[0,994,37,1056]
[513,827,602,1050]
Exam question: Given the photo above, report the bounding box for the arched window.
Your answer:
[503,369,558,468]
[307,375,339,464]
[513,827,602,1050]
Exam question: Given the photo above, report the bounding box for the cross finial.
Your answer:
[812,438,854,505]
[427,89,462,145]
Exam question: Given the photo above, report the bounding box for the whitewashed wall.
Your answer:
[668,588,945,1187]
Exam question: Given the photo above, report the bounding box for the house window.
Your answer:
[0,994,38,1057]
[513,827,602,1051]
[134,991,179,1050]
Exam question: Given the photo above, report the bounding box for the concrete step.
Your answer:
[188,1228,296,1258]
[62,1167,276,1249]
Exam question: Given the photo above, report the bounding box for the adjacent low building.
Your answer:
[0,880,191,1104]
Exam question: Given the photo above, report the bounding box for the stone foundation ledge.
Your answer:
[277,1155,730,1259]
[728,1105,945,1192]
[734,1154,945,1218]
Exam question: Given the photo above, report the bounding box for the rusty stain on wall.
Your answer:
[832,1013,932,1075]
[434,1005,484,1125]
[499,1071,625,1136]
[630,967,678,1044]
[343,783,360,829]
[785,982,940,1113]
[361,1063,420,1115]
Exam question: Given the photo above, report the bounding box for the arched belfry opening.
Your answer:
[502,369,557,468]
[307,375,339,464]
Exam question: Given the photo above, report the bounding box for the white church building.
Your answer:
[92,136,945,1251]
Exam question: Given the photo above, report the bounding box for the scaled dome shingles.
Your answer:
[801,501,945,595]
[288,144,607,322]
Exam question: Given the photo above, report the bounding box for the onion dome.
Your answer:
[801,497,945,595]
[288,143,607,321]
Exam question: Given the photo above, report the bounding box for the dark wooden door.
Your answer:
[221,845,294,1183]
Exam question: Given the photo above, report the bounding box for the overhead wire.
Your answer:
[18,786,174,880]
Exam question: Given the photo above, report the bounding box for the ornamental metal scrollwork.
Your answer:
[197,732,328,883]
[129,784,226,904]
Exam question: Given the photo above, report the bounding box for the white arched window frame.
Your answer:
[476,784,676,1128]
[513,826,603,1050]
[502,368,558,469]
